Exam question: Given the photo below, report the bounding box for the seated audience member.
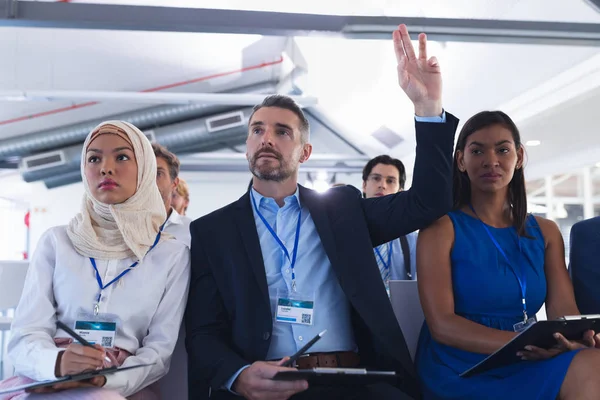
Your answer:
[153,143,192,247]
[362,155,417,288]
[185,25,458,400]
[0,121,190,399]
[172,178,190,217]
[415,111,600,399]
[569,217,600,314]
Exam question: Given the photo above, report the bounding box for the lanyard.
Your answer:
[251,190,302,292]
[375,243,393,274]
[89,224,163,315]
[469,205,528,323]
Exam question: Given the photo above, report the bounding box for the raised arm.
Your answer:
[363,25,457,245]
[417,216,517,354]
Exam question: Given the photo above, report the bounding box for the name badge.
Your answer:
[276,297,314,326]
[513,317,537,333]
[74,320,117,348]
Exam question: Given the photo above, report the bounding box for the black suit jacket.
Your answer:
[185,114,459,400]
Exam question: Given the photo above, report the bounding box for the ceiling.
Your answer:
[0,0,599,193]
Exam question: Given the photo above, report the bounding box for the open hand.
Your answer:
[393,24,443,117]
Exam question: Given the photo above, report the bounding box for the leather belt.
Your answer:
[295,351,360,370]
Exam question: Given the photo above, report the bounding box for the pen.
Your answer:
[281,329,327,367]
[56,321,112,364]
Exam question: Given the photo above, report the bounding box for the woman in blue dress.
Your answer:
[415,110,600,399]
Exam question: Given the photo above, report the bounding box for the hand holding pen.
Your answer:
[55,321,112,377]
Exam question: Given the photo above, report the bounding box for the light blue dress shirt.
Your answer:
[224,112,445,392]
[251,188,356,359]
[376,231,418,281]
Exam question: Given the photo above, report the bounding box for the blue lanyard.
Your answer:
[469,205,528,323]
[89,224,163,315]
[251,190,302,292]
[375,243,393,273]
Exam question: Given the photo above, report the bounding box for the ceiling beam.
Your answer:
[1,1,600,46]
[0,90,318,107]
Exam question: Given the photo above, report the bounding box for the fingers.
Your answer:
[418,32,427,61]
[68,344,105,360]
[61,344,105,376]
[580,330,596,348]
[428,56,440,69]
[392,29,405,65]
[554,333,588,350]
[275,357,291,367]
[399,24,417,61]
[517,345,562,361]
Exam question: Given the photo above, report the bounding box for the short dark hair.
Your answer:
[250,95,310,143]
[453,111,528,236]
[362,155,407,189]
[152,142,180,181]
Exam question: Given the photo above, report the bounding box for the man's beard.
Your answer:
[249,149,293,182]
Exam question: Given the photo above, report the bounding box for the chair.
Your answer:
[389,280,424,361]
[159,325,188,400]
[0,260,29,379]
[569,219,600,314]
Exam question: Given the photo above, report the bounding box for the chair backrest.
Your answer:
[389,280,424,361]
[569,221,600,315]
[0,261,29,311]
[159,325,188,400]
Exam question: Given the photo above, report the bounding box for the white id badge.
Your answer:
[74,309,118,349]
[513,317,537,333]
[275,291,315,326]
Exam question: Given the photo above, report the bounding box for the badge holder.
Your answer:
[73,308,120,349]
[275,289,316,326]
[513,312,537,333]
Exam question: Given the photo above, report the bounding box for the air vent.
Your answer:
[371,126,404,149]
[206,111,245,132]
[21,151,66,172]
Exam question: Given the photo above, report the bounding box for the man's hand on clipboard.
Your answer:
[233,357,308,400]
[517,330,598,361]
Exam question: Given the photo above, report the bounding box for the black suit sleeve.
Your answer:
[185,222,248,393]
[362,113,459,247]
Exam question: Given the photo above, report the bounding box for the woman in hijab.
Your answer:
[0,121,190,399]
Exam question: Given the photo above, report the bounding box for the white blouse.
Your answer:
[7,226,191,397]
[163,208,191,248]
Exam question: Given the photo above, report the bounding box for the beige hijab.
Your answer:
[67,121,167,261]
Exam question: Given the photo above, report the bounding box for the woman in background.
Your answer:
[171,178,190,216]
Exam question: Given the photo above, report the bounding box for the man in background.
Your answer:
[362,155,418,290]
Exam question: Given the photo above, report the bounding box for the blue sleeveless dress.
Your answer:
[416,210,581,399]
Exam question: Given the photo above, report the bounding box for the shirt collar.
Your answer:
[250,186,301,211]
[165,207,183,226]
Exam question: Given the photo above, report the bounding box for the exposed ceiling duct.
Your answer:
[0,81,276,162]
[21,107,255,184]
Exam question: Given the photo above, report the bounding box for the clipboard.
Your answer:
[0,363,155,395]
[460,315,600,378]
[272,368,397,385]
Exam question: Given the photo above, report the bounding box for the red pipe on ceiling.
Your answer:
[0,56,284,127]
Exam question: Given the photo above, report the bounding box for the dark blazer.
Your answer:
[569,217,600,314]
[185,114,459,400]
